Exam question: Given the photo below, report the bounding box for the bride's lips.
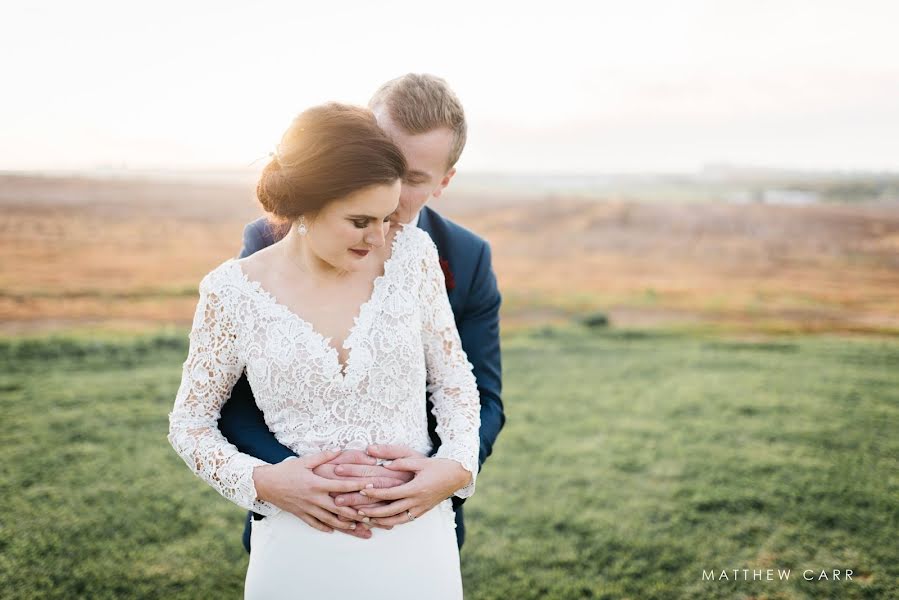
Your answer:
[349,248,370,258]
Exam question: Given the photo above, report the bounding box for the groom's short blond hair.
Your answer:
[369,73,467,169]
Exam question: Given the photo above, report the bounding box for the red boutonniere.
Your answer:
[438,257,456,291]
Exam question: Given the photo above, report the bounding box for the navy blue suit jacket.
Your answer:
[218,206,504,552]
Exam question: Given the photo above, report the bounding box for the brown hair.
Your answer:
[257,103,407,221]
[369,73,467,169]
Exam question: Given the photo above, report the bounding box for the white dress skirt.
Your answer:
[244,499,462,599]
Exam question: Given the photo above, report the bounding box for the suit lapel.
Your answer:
[416,206,433,236]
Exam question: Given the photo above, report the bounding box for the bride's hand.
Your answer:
[252,450,372,533]
[333,501,393,539]
[315,449,412,539]
[351,444,472,527]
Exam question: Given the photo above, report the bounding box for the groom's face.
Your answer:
[374,109,457,225]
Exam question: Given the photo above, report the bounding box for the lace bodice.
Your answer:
[167,224,480,516]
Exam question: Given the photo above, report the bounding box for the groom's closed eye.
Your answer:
[403,171,430,185]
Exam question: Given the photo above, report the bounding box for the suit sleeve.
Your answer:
[457,242,505,472]
[218,217,298,465]
[218,375,298,464]
[238,218,273,260]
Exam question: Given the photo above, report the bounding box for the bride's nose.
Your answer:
[363,223,386,248]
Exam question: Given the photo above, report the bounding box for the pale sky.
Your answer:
[3,0,899,173]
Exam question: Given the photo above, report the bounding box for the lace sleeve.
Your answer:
[418,238,481,498]
[167,271,280,516]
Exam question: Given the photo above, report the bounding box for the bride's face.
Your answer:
[305,180,401,272]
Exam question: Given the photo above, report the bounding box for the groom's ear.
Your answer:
[432,168,457,199]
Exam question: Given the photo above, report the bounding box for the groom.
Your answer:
[219,73,504,552]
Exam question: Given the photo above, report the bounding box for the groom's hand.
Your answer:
[351,444,472,527]
[314,450,413,496]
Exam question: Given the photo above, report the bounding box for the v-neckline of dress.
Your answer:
[229,224,410,383]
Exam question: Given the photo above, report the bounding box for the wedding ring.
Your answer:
[406,510,415,522]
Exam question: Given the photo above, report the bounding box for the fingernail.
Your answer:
[370,445,379,451]
[362,517,371,523]
[360,490,367,497]
[336,498,344,505]
[349,524,356,530]
[365,484,374,489]
[358,510,366,516]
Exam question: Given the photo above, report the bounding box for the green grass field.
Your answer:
[2,327,897,599]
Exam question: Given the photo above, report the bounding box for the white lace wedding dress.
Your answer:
[167,224,480,599]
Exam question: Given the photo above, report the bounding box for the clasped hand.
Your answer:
[253,445,472,540]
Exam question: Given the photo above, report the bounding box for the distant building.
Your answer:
[726,189,820,205]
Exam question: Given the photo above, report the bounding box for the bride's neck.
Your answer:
[280,224,350,281]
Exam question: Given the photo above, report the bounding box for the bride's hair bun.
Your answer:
[256,159,299,220]
[256,103,406,222]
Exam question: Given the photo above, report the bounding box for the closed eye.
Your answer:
[352,216,392,228]
[403,170,430,185]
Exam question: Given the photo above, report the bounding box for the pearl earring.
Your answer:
[297,216,307,236]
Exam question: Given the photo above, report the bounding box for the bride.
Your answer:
[167,103,480,599]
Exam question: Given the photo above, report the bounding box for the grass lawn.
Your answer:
[1,327,897,599]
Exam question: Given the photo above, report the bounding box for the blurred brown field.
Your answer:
[2,174,898,336]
